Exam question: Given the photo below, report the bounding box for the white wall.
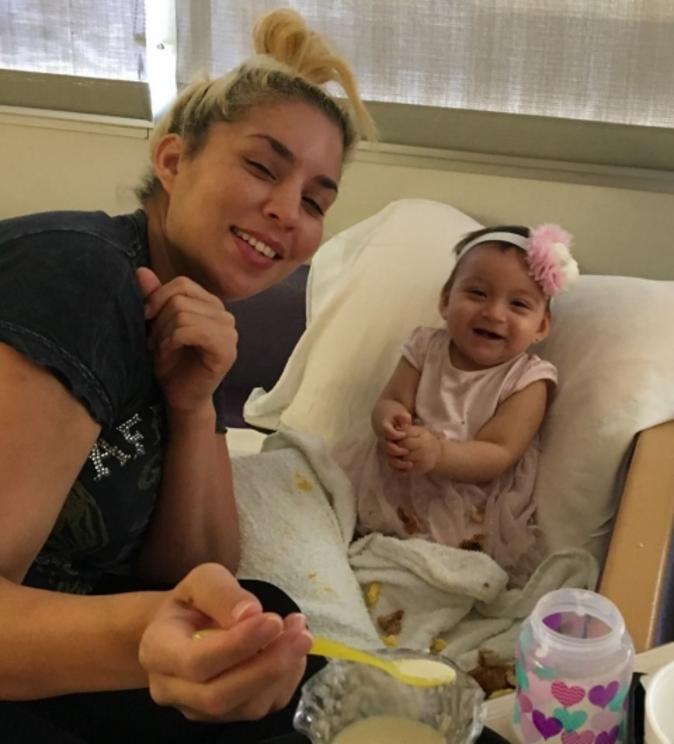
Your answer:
[1,111,148,217]
[3,109,674,280]
[327,151,674,280]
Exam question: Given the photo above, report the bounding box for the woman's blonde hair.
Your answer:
[136,8,375,201]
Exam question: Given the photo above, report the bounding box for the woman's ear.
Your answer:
[152,134,184,195]
[438,289,451,319]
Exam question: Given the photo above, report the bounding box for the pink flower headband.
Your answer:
[457,224,579,297]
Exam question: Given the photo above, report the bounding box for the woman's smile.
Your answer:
[231,226,284,265]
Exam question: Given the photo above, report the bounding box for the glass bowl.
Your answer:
[293,648,485,743]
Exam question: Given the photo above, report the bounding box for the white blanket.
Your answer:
[233,430,599,666]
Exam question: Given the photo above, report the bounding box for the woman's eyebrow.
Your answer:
[248,133,339,193]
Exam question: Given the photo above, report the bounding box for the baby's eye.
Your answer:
[511,299,530,309]
[467,288,486,297]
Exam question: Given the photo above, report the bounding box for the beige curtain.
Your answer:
[176,0,674,128]
[0,0,146,81]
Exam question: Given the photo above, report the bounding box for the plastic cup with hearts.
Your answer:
[512,588,634,743]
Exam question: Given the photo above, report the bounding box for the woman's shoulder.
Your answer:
[0,209,152,427]
[0,209,148,267]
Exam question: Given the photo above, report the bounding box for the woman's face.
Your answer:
[153,101,344,300]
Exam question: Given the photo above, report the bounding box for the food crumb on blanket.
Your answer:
[429,638,447,654]
[294,472,314,491]
[377,609,404,636]
[468,649,516,698]
[365,581,381,607]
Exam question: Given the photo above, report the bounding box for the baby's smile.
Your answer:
[473,327,505,341]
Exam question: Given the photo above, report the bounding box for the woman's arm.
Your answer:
[0,342,161,696]
[134,269,240,584]
[0,579,159,699]
[400,380,550,481]
[0,344,310,714]
[138,407,239,583]
[371,357,420,439]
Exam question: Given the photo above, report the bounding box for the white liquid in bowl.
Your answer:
[332,715,445,743]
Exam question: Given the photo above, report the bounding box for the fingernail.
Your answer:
[232,599,261,622]
[254,616,283,645]
[286,613,307,633]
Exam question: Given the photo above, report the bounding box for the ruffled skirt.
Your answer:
[333,427,545,585]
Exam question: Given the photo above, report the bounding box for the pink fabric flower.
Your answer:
[527,224,579,296]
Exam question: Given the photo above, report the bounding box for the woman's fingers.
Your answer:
[139,565,265,676]
[140,564,314,722]
[148,620,311,721]
[148,294,229,348]
[149,299,237,379]
[140,274,223,320]
[154,318,237,380]
[147,612,285,681]
[138,272,236,371]
[136,266,162,300]
[171,563,260,628]
[138,274,239,408]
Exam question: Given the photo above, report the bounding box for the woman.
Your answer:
[0,9,374,742]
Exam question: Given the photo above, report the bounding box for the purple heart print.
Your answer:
[596,726,620,744]
[588,681,619,708]
[533,710,564,740]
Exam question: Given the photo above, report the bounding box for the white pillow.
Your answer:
[534,274,674,557]
[244,199,674,561]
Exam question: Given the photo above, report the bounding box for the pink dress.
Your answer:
[335,326,557,583]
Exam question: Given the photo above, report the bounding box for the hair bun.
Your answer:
[252,8,333,86]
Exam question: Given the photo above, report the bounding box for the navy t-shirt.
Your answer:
[0,210,166,593]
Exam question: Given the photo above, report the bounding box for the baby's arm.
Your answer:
[371,357,419,442]
[400,380,550,481]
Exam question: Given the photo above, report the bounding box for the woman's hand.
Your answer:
[136,268,238,414]
[139,563,313,722]
[392,425,442,475]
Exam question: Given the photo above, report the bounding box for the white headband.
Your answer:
[457,231,529,258]
[455,225,579,296]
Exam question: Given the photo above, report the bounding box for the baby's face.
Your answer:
[441,243,550,370]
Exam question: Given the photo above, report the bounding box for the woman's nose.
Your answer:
[264,183,300,229]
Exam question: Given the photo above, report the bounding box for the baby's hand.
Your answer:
[396,425,442,475]
[381,411,412,441]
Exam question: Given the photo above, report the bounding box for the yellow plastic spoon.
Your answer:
[310,635,456,688]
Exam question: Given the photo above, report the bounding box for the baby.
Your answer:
[336,224,579,582]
